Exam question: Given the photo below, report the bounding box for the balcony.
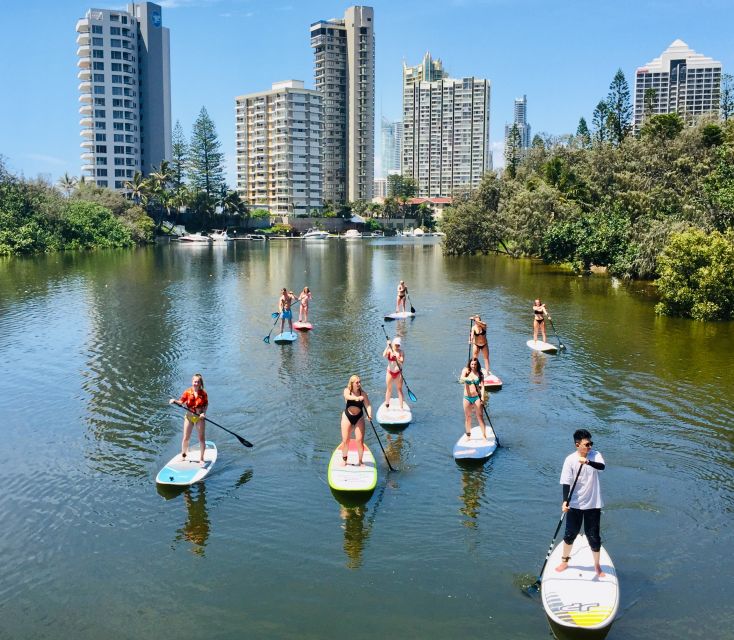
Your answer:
[79,104,92,116]
[76,18,89,33]
[77,45,91,58]
[78,93,92,103]
[81,164,95,173]
[78,80,92,93]
[80,128,94,138]
[80,139,93,149]
[77,57,91,69]
[77,68,91,81]
[76,33,90,46]
[79,117,93,127]
[81,152,94,161]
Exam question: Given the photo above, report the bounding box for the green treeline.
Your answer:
[442,76,734,319]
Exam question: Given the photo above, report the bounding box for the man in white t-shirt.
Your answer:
[555,429,607,577]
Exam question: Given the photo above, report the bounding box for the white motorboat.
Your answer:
[209,229,232,242]
[245,234,267,241]
[371,230,384,237]
[303,228,329,240]
[343,229,362,240]
[413,228,425,237]
[179,232,213,244]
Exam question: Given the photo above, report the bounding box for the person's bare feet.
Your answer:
[555,561,568,572]
[595,567,607,577]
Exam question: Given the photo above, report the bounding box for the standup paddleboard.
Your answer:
[453,425,497,461]
[541,534,619,638]
[457,369,503,391]
[274,331,298,344]
[384,311,415,321]
[527,339,558,353]
[293,321,313,331]
[376,399,412,429]
[156,441,217,486]
[327,440,377,492]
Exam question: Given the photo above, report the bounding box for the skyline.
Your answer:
[1,0,732,188]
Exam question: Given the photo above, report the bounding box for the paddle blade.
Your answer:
[271,312,279,319]
[410,305,416,313]
[407,389,417,403]
[237,434,254,448]
[263,336,270,344]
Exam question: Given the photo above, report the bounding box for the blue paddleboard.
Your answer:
[156,441,217,486]
[273,332,298,344]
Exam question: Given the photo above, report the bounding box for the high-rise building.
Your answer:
[310,6,375,203]
[380,116,402,177]
[402,52,490,198]
[633,39,722,131]
[235,81,323,217]
[504,94,531,150]
[76,2,171,189]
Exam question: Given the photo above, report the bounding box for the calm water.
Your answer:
[1,239,733,639]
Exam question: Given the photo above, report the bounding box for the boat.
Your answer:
[245,234,267,241]
[327,440,377,493]
[541,535,619,639]
[303,228,329,240]
[155,441,217,486]
[376,399,412,430]
[209,229,232,242]
[413,228,425,237]
[343,229,362,240]
[178,232,213,244]
[371,230,384,237]
[527,339,559,353]
[453,425,497,461]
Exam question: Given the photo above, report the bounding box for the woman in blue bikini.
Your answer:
[459,358,487,440]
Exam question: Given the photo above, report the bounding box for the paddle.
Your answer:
[527,462,583,593]
[479,396,501,447]
[547,315,566,351]
[380,324,417,403]
[366,413,396,472]
[467,318,474,362]
[170,400,253,448]
[407,293,416,314]
[263,313,281,344]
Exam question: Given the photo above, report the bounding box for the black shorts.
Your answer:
[563,508,601,552]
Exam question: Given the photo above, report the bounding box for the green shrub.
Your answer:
[61,201,134,250]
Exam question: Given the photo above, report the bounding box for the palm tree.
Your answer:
[124,172,149,206]
[58,172,78,197]
[220,189,245,219]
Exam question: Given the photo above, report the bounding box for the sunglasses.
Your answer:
[578,441,593,447]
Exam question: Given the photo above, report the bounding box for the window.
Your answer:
[96,145,107,153]
[92,49,104,58]
[97,180,108,187]
[114,145,124,154]
[93,61,104,70]
[111,75,122,84]
[94,98,105,106]
[121,16,127,24]
[92,25,103,34]
[115,169,126,177]
[111,63,122,71]
[112,87,122,95]
[110,26,121,35]
[93,86,105,95]
[113,110,124,118]
[114,158,124,165]
[94,109,106,118]
[111,51,121,59]
[95,121,106,129]
[92,37,103,46]
[96,169,107,176]
[95,133,106,141]
[93,73,104,82]
[96,157,107,165]
[113,122,123,130]
[110,14,119,21]
[113,98,122,107]
[110,39,121,47]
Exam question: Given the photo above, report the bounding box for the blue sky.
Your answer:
[1,0,731,186]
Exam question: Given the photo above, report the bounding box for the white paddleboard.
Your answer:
[274,331,298,344]
[156,441,217,486]
[293,321,313,331]
[376,399,412,428]
[453,425,497,460]
[327,440,377,492]
[527,339,558,353]
[384,311,415,321]
[541,535,619,635]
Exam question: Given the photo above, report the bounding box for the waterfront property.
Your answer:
[235,80,323,217]
[76,2,171,190]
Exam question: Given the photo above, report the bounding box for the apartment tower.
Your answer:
[633,39,722,131]
[380,116,402,177]
[235,81,323,217]
[76,2,171,189]
[310,6,375,203]
[504,94,531,149]
[402,52,490,198]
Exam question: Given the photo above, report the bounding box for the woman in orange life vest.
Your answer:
[170,373,208,467]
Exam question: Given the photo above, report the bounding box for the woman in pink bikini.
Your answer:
[382,336,405,409]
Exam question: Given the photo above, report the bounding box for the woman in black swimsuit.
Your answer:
[469,315,490,373]
[396,280,408,313]
[340,375,372,467]
[533,298,548,343]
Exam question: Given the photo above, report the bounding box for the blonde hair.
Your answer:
[347,375,362,394]
[192,373,205,389]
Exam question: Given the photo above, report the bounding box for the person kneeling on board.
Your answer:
[556,429,606,577]
[170,373,208,468]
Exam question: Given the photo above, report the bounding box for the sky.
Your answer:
[1,0,732,187]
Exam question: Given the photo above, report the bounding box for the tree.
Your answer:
[124,171,149,206]
[171,120,188,189]
[58,173,78,197]
[606,69,632,145]
[655,229,734,320]
[188,106,225,199]
[643,88,657,121]
[576,118,591,149]
[505,124,522,178]
[720,73,734,122]
[591,100,610,145]
[640,113,684,140]
[387,174,417,229]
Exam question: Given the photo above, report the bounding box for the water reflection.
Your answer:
[459,466,488,530]
[384,432,406,467]
[173,484,211,556]
[335,483,387,569]
[530,350,547,383]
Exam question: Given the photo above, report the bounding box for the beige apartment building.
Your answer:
[310,6,375,203]
[235,81,323,217]
[76,2,171,189]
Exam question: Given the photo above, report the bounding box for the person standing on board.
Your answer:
[469,315,491,373]
[383,336,405,409]
[533,299,549,343]
[555,429,607,577]
[298,286,312,324]
[396,280,408,313]
[459,358,487,440]
[170,374,208,468]
[340,375,373,467]
[278,288,297,334]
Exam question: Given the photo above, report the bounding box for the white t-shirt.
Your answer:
[559,449,605,510]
